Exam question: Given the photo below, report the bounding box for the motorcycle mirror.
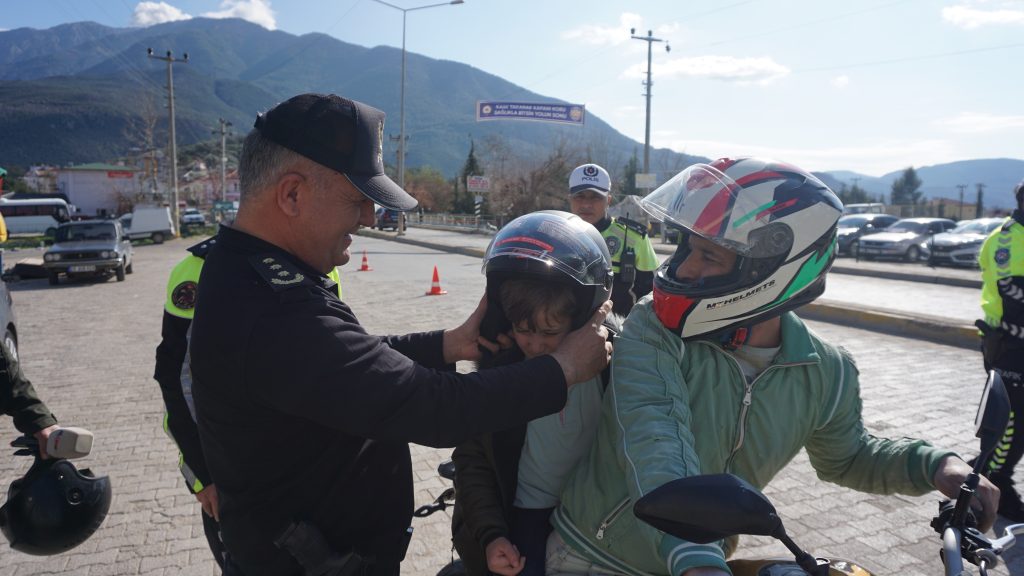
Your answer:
[974,370,1011,469]
[633,474,784,543]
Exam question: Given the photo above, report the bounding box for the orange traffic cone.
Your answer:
[358,250,373,272]
[425,266,447,296]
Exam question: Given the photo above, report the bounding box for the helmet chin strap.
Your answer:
[719,326,750,350]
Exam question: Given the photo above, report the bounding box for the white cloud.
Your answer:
[831,75,850,88]
[935,111,1024,133]
[942,4,1024,29]
[654,137,958,176]
[624,55,790,85]
[202,0,277,30]
[132,2,192,27]
[562,13,676,47]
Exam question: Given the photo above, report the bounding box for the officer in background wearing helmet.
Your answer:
[548,158,1000,576]
[975,178,1024,522]
[1,331,111,556]
[568,164,659,317]
[155,233,342,573]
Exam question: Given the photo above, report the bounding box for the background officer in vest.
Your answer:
[977,178,1024,522]
[154,234,342,573]
[568,163,659,316]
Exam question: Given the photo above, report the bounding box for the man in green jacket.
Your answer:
[549,158,1000,576]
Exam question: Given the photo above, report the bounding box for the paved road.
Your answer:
[0,234,1018,576]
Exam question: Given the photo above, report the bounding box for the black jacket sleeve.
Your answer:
[154,311,213,490]
[248,298,568,449]
[0,339,57,434]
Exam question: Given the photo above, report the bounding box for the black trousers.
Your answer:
[202,511,246,575]
[982,352,1024,480]
[507,506,554,576]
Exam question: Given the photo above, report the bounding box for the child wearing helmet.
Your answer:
[547,158,999,576]
[451,210,614,576]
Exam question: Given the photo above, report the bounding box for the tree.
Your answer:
[404,166,450,212]
[837,183,873,205]
[456,139,484,214]
[975,183,985,217]
[890,167,923,205]
[620,149,640,197]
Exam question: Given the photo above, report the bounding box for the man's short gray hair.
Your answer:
[238,129,306,203]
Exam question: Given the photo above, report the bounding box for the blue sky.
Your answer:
[4,0,1024,177]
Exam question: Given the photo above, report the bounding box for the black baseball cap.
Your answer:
[254,93,418,211]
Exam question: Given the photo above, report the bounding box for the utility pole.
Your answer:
[213,118,232,202]
[630,27,670,179]
[147,48,188,235]
[956,184,967,220]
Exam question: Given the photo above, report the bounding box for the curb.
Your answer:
[801,299,976,350]
[828,264,982,289]
[359,229,978,350]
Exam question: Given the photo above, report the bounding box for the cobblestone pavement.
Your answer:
[0,235,1019,576]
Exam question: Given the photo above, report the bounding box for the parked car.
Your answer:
[180,208,206,227]
[836,213,899,257]
[857,217,956,262]
[43,220,133,285]
[120,206,175,243]
[0,272,17,365]
[375,208,400,231]
[925,217,1005,268]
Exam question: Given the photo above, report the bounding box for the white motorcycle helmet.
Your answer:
[641,157,842,340]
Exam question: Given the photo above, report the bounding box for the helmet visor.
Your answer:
[641,164,793,258]
[483,211,611,286]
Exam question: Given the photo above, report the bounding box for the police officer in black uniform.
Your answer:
[188,93,612,576]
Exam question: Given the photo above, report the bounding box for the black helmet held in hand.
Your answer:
[0,456,112,555]
[483,210,613,332]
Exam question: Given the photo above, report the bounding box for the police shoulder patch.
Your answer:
[187,235,217,259]
[171,281,198,311]
[616,216,648,237]
[995,247,1011,266]
[249,253,314,292]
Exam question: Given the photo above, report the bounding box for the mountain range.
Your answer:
[0,18,1020,209]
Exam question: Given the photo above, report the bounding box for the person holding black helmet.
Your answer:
[188,93,612,576]
[0,337,57,458]
[0,332,111,556]
[975,178,1024,521]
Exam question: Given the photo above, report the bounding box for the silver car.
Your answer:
[857,217,956,262]
[43,221,134,285]
[926,217,1005,268]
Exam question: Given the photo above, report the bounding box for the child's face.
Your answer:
[511,309,572,359]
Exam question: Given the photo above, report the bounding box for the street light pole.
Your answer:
[147,48,188,235]
[630,28,669,178]
[370,0,464,190]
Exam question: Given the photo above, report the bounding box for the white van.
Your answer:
[120,206,175,243]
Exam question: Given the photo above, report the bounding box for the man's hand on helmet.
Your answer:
[551,300,613,385]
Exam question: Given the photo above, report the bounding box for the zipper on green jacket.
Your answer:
[709,343,815,472]
[595,497,631,540]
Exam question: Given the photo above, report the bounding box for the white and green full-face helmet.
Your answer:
[641,157,843,339]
